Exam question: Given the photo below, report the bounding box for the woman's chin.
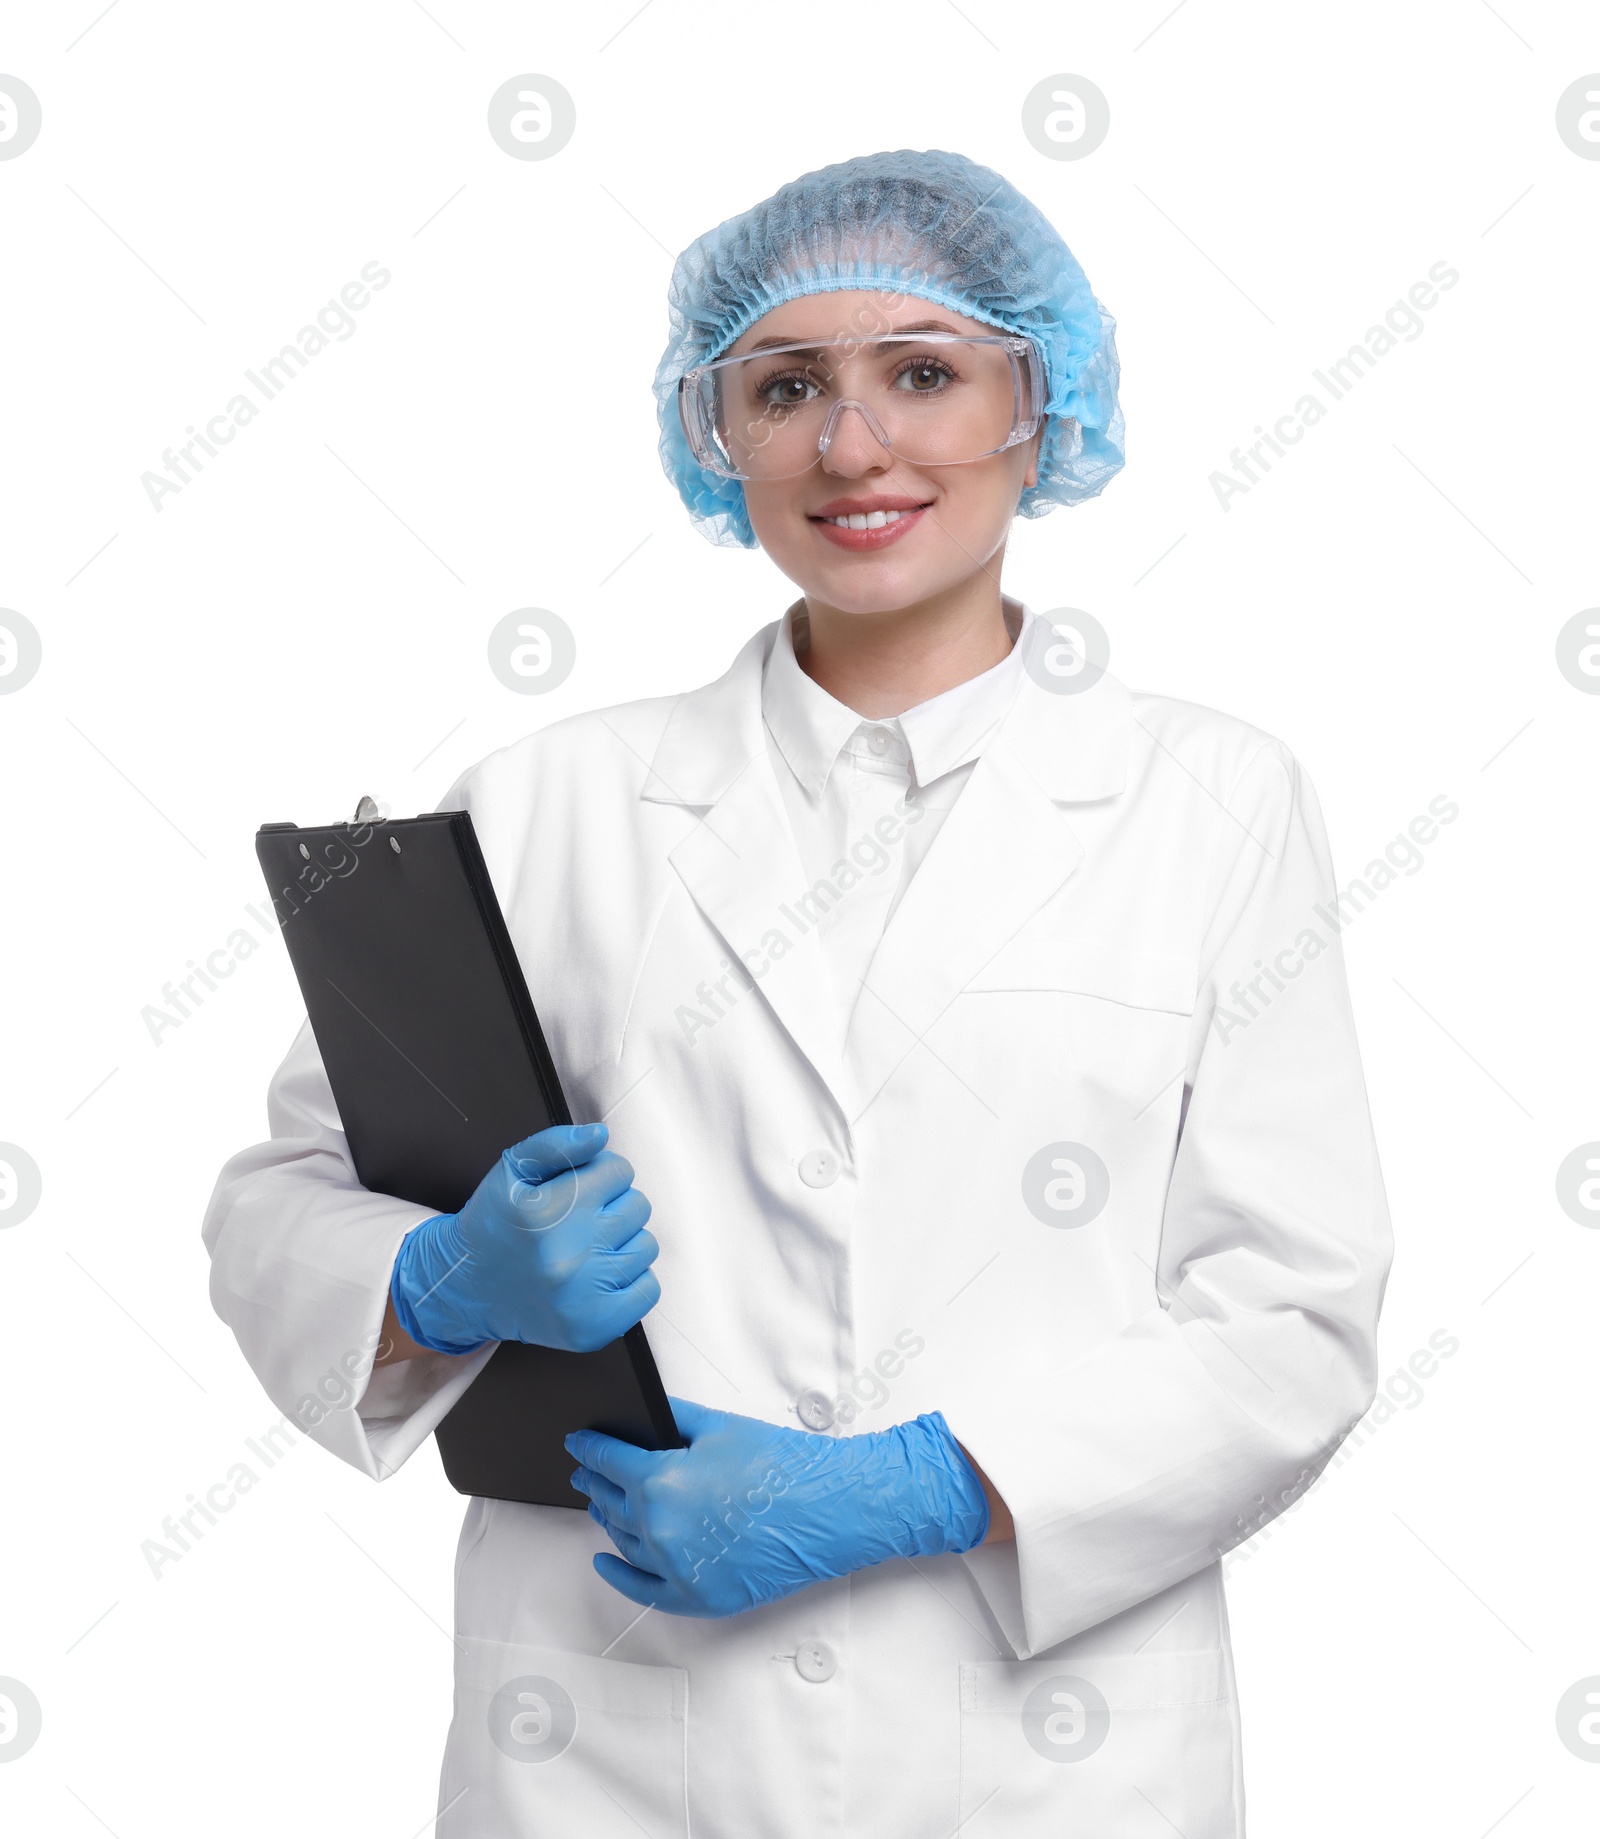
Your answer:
[792,574,945,617]
[772,546,978,617]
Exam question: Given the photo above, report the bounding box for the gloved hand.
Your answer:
[566,1397,990,1616]
[390,1122,659,1356]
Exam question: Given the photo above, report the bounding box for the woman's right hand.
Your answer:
[388,1122,660,1356]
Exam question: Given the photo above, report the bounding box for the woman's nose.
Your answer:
[817,399,893,474]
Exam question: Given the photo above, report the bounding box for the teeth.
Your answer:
[828,508,911,528]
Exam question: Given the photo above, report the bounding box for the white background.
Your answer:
[1,2,1596,1833]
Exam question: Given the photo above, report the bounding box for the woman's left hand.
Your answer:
[565,1397,990,1617]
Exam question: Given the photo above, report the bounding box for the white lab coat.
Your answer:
[204,607,1392,1838]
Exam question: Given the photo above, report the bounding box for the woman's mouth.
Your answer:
[808,503,932,551]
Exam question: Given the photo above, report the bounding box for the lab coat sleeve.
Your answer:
[201,776,497,1481]
[948,737,1394,1658]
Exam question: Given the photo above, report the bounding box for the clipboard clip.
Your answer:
[353,794,383,825]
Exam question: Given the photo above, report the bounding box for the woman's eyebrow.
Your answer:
[739,317,965,353]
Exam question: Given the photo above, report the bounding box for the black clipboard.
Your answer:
[255,800,682,1507]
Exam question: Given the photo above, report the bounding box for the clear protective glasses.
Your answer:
[678,331,1046,482]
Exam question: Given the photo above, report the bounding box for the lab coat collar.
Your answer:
[758,603,864,798]
[643,604,1131,809]
[639,622,773,810]
[893,598,1028,789]
[641,607,1132,1124]
[761,597,1031,797]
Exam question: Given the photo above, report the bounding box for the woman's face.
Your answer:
[725,290,1042,615]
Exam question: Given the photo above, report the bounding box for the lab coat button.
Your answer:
[798,1149,839,1188]
[796,1389,834,1431]
[795,1639,837,1683]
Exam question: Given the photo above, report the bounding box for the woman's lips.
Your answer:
[809,505,930,551]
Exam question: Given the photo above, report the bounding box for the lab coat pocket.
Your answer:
[963,935,1195,1014]
[438,1634,689,1839]
[957,1649,1236,1838]
[952,937,1196,1142]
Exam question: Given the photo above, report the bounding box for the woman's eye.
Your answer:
[757,374,819,407]
[893,361,954,393]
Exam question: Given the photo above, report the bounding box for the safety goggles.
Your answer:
[678,331,1046,482]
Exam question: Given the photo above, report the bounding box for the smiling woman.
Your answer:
[650,147,1125,714]
[205,145,1391,1839]
[653,148,1123,551]
[724,299,1049,637]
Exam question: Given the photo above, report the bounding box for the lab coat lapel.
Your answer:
[642,625,858,1121]
[844,654,1133,1125]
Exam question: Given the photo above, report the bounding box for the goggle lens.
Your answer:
[681,334,1042,481]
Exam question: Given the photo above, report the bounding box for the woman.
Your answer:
[205,148,1392,1836]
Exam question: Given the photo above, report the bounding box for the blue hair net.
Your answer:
[652,148,1124,548]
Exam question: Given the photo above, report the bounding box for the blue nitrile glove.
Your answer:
[565,1397,990,1617]
[389,1122,659,1356]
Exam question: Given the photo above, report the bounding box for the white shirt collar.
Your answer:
[762,597,1030,796]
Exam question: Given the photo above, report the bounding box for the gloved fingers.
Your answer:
[587,1503,649,1570]
[504,1122,608,1183]
[577,1270,661,1348]
[664,1396,731,1444]
[592,1550,671,1609]
[564,1149,640,1212]
[556,1272,660,1353]
[564,1426,662,1491]
[590,1227,659,1289]
[582,1182,654,1253]
[571,1466,637,1534]
[595,1271,661,1339]
[508,1151,640,1230]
